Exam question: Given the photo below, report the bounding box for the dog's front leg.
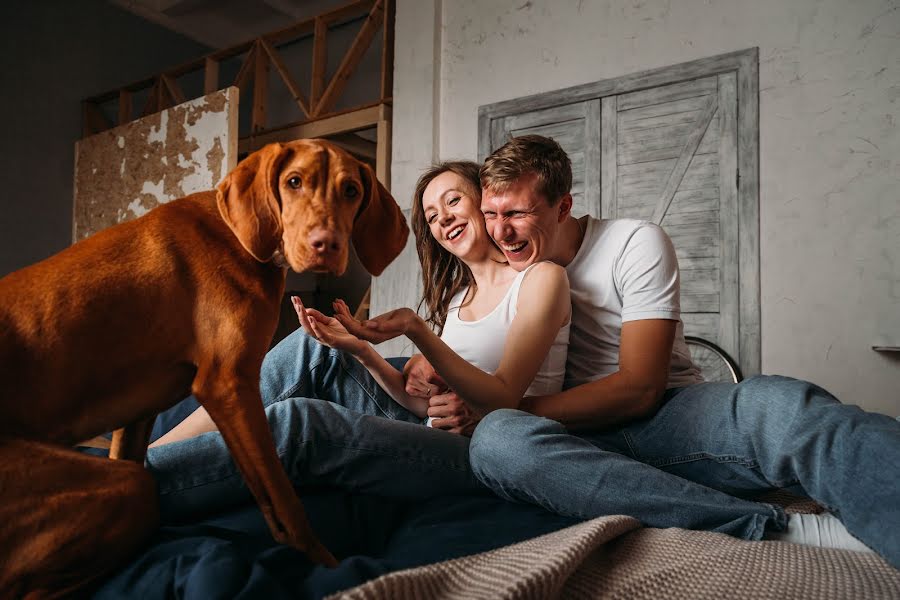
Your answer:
[110,418,155,462]
[193,369,338,567]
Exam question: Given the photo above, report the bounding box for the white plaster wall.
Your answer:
[391,0,900,415]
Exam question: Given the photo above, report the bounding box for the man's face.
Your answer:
[481,172,570,271]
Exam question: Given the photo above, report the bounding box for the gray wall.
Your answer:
[0,0,209,277]
[389,0,899,415]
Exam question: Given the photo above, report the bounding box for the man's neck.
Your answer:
[551,215,587,267]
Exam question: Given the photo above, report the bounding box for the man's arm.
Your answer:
[523,318,676,429]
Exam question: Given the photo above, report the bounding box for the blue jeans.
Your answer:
[469,377,900,567]
[146,328,486,521]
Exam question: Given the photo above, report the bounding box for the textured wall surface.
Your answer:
[73,87,238,240]
[0,0,209,277]
[388,0,899,414]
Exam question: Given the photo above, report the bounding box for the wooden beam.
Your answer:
[239,103,384,154]
[327,132,378,160]
[118,90,132,126]
[311,17,328,108]
[314,0,385,116]
[233,43,257,93]
[252,41,269,132]
[380,0,395,100]
[141,80,159,117]
[376,117,391,188]
[259,38,310,117]
[265,0,375,45]
[161,74,186,105]
[82,101,111,137]
[204,57,220,94]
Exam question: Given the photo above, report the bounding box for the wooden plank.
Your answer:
[260,38,310,117]
[252,41,269,132]
[618,121,696,145]
[651,93,718,224]
[682,312,719,340]
[140,79,160,117]
[618,157,677,177]
[737,48,760,375]
[677,256,720,270]
[661,208,719,226]
[682,293,720,313]
[380,0,395,100]
[204,57,219,94]
[583,99,602,218]
[665,221,720,239]
[265,0,374,45]
[314,0,385,116]
[510,119,584,151]
[617,94,711,124]
[328,132,378,159]
[617,77,718,111]
[717,71,739,363]
[618,107,706,132]
[478,49,752,121]
[239,103,383,153]
[233,43,257,93]
[503,102,586,132]
[618,119,719,162]
[161,74,186,105]
[118,90,132,125]
[376,117,391,187]
[600,96,617,219]
[311,17,327,108]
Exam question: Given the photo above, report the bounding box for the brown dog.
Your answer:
[0,139,409,598]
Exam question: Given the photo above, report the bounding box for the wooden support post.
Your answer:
[260,38,310,117]
[314,0,384,116]
[118,90,132,126]
[380,0,394,100]
[161,74,186,105]
[234,43,257,93]
[376,103,391,187]
[252,41,269,132]
[204,57,220,94]
[311,17,327,109]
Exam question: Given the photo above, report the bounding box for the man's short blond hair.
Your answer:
[479,134,572,206]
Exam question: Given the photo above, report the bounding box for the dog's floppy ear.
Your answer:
[353,163,410,276]
[216,143,288,262]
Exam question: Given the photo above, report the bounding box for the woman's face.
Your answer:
[421,171,489,261]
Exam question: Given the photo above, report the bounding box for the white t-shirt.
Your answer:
[564,217,702,390]
[439,263,570,397]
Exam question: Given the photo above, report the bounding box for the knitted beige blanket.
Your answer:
[328,516,900,599]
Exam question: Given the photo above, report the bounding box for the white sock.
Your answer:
[766,513,874,553]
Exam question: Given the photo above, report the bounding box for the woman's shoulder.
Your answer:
[525,260,568,280]
[522,260,569,286]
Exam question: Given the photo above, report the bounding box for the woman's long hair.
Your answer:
[411,161,483,334]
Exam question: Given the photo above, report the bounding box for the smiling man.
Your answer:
[463,134,900,567]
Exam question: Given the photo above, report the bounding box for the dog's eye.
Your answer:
[287,176,301,189]
[344,184,359,199]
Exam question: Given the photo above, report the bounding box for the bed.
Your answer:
[88,397,899,599]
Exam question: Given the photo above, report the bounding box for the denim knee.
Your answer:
[470,409,564,480]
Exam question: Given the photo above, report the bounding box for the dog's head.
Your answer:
[216,139,409,276]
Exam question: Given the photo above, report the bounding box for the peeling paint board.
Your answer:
[72,87,239,242]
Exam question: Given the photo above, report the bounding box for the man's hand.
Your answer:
[333,299,419,345]
[428,391,480,436]
[402,354,448,398]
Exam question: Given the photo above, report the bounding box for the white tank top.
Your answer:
[439,264,570,396]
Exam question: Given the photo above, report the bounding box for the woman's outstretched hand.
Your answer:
[332,299,420,345]
[292,296,366,355]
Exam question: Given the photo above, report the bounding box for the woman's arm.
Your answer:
[293,297,430,418]
[337,263,571,415]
